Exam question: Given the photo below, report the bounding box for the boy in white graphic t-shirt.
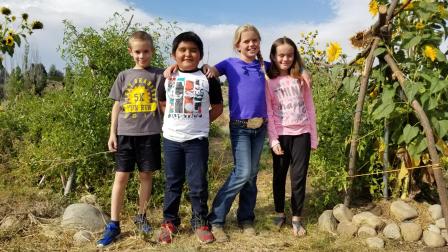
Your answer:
[157,31,223,244]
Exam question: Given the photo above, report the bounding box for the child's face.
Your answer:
[173,41,201,71]
[236,30,260,61]
[275,43,295,75]
[128,39,153,69]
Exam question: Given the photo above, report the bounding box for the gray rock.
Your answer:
[435,218,446,229]
[365,237,385,249]
[352,211,385,230]
[73,230,93,246]
[423,230,446,248]
[358,225,377,238]
[337,221,358,237]
[428,204,443,221]
[0,216,20,231]
[61,203,109,232]
[400,222,422,242]
[318,210,337,234]
[390,200,418,221]
[428,224,441,234]
[383,223,401,240]
[333,204,353,223]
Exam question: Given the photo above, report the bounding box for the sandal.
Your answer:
[292,220,306,237]
[273,216,286,230]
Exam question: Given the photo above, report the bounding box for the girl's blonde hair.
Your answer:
[267,36,305,80]
[233,24,266,75]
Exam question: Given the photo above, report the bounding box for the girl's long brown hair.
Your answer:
[267,36,305,80]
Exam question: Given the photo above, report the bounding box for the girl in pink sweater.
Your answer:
[265,37,318,237]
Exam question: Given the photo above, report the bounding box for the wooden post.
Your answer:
[384,53,448,229]
[344,37,381,206]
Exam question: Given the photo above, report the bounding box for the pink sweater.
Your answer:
[266,75,318,149]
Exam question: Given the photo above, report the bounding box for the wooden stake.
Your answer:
[344,37,381,206]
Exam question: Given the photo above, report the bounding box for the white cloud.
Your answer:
[1,0,388,71]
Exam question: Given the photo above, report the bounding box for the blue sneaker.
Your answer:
[134,214,152,235]
[97,222,121,247]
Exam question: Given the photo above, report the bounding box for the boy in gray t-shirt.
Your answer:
[97,31,164,248]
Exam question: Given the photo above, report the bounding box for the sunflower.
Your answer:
[1,7,11,16]
[423,45,436,62]
[369,0,379,16]
[355,57,365,66]
[415,22,424,30]
[7,29,14,36]
[402,0,414,10]
[326,42,342,63]
[31,21,43,30]
[5,35,14,47]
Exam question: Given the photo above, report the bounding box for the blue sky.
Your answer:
[3,0,373,71]
[128,0,334,26]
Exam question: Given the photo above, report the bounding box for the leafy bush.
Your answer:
[1,11,179,207]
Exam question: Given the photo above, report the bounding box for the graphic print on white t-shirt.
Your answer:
[273,78,309,125]
[166,76,206,119]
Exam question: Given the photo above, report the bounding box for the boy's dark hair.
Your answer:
[129,31,154,49]
[172,31,204,60]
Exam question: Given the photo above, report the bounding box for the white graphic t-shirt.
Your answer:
[159,68,222,142]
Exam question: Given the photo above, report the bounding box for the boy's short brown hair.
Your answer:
[128,31,154,49]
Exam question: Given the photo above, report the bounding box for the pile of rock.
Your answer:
[318,200,447,249]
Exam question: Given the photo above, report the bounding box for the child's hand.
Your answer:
[163,64,178,78]
[203,64,219,78]
[302,70,312,88]
[272,144,284,155]
[108,135,118,152]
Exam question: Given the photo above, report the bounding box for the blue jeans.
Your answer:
[209,123,267,226]
[162,137,209,229]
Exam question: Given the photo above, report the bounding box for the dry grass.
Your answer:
[0,169,432,251]
[0,99,434,251]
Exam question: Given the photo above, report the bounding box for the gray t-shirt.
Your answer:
[109,67,164,136]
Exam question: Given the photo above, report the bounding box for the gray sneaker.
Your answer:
[211,225,229,242]
[241,223,256,236]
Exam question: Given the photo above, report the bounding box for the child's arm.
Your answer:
[208,77,223,122]
[108,101,120,152]
[210,104,223,122]
[302,69,312,88]
[302,78,318,150]
[159,101,166,114]
[266,83,284,155]
[163,64,177,78]
[203,64,220,78]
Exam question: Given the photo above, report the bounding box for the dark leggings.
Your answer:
[272,133,311,217]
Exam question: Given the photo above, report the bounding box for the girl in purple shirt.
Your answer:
[207,24,268,242]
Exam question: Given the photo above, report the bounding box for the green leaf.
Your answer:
[403,81,424,101]
[342,76,358,93]
[373,47,386,57]
[427,95,438,111]
[404,35,421,50]
[381,84,397,102]
[436,48,447,62]
[433,119,448,138]
[371,101,395,120]
[430,79,448,94]
[408,137,427,157]
[399,124,420,144]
